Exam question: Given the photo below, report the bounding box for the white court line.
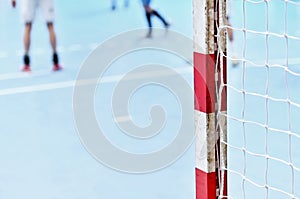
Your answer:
[0,67,193,96]
[0,80,75,96]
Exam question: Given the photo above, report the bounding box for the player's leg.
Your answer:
[226,17,233,42]
[20,0,36,71]
[144,0,169,27]
[144,6,152,38]
[142,0,169,38]
[47,22,61,71]
[124,0,129,7]
[41,0,62,70]
[23,22,32,71]
[142,0,153,38]
[151,9,169,28]
[111,0,117,10]
[23,23,31,54]
[47,22,56,52]
[226,16,238,66]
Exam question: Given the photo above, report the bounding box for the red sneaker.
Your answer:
[22,65,31,72]
[53,64,62,71]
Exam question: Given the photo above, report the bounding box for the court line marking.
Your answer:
[0,67,193,96]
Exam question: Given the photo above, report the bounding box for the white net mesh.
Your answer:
[217,0,300,198]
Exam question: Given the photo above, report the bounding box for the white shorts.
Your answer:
[21,0,55,23]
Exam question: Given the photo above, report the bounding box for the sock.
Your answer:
[53,52,59,65]
[146,12,152,28]
[23,54,30,65]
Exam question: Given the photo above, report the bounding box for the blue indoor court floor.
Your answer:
[0,0,300,199]
[0,1,194,199]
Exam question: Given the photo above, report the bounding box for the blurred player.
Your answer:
[226,0,233,42]
[11,0,62,72]
[226,0,239,66]
[142,0,170,38]
[111,0,129,10]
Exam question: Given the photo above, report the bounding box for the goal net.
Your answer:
[194,0,300,198]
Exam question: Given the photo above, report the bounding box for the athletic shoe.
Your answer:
[23,54,30,72]
[53,64,62,71]
[22,65,31,72]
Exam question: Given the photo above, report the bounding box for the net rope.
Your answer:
[216,0,300,198]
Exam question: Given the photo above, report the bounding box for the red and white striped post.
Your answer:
[193,0,227,198]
